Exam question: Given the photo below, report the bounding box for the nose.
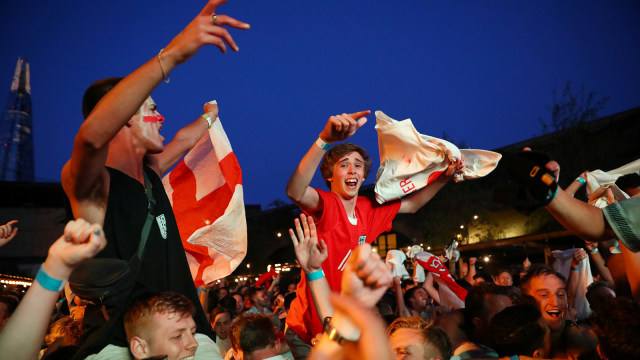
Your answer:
[156,114,165,123]
[185,333,198,352]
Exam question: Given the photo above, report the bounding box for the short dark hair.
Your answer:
[463,283,509,332]
[520,264,566,296]
[0,293,19,319]
[319,143,372,189]
[387,318,452,360]
[592,297,640,360]
[490,304,546,357]
[403,285,424,309]
[124,292,195,342]
[82,77,123,119]
[615,173,640,193]
[230,314,276,355]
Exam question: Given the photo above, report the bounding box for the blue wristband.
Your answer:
[571,266,579,272]
[306,269,325,281]
[510,356,519,360]
[547,186,559,202]
[576,177,586,185]
[35,267,66,292]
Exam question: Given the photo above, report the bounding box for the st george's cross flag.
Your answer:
[162,116,247,288]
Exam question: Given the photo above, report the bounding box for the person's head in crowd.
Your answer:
[490,304,551,358]
[319,142,372,189]
[231,292,245,315]
[433,309,467,351]
[219,295,239,319]
[124,292,198,360]
[0,293,19,331]
[520,264,567,333]
[286,282,296,294]
[43,315,86,354]
[472,273,492,285]
[615,172,640,197]
[585,281,616,313]
[463,283,513,346]
[404,286,430,314]
[209,307,232,341]
[494,269,513,286]
[248,287,269,311]
[230,313,280,360]
[216,287,229,300]
[387,317,453,360]
[591,297,640,360]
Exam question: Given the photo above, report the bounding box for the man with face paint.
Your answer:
[62,1,250,358]
[284,113,465,358]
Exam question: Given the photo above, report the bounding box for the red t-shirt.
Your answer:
[286,189,400,343]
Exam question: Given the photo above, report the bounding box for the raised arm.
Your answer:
[62,0,249,206]
[286,111,369,211]
[564,171,588,198]
[151,101,218,174]
[398,155,465,214]
[584,241,614,285]
[0,219,106,360]
[567,248,587,308]
[289,214,330,322]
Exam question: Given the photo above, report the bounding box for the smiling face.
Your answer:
[132,96,165,153]
[526,274,568,331]
[328,151,365,200]
[495,271,513,286]
[145,311,198,360]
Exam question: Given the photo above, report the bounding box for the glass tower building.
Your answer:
[0,58,34,182]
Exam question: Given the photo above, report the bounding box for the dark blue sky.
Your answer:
[1,1,639,207]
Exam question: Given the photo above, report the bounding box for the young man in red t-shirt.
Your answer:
[284,110,464,358]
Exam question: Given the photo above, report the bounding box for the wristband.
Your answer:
[576,177,586,185]
[570,266,579,272]
[547,186,559,202]
[35,266,67,292]
[157,48,170,84]
[590,248,598,254]
[306,269,325,281]
[315,137,332,151]
[510,356,520,360]
[201,114,213,128]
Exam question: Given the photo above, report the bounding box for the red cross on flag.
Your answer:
[162,118,247,287]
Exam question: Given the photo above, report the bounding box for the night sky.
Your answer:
[1,1,639,208]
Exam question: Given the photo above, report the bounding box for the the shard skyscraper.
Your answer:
[0,58,34,182]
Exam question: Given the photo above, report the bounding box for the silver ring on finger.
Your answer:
[211,14,218,25]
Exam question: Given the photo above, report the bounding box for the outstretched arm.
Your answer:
[286,111,370,212]
[398,155,465,214]
[62,0,249,209]
[0,219,106,360]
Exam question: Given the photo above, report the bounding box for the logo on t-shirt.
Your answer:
[358,235,366,245]
[156,214,167,239]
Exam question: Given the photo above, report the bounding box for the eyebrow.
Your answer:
[339,157,364,164]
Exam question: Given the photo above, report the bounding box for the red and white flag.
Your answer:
[162,118,247,288]
[414,251,467,309]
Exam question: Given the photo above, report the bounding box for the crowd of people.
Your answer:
[0,1,639,359]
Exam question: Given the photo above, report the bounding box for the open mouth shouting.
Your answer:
[345,178,359,189]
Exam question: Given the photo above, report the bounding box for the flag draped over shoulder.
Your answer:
[162,119,247,288]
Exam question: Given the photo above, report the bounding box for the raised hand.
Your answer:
[319,111,370,144]
[163,0,250,66]
[289,214,328,273]
[43,219,107,280]
[0,220,18,247]
[341,243,392,309]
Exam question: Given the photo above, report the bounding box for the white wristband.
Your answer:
[315,137,332,150]
[201,114,213,128]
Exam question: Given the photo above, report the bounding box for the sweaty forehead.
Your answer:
[531,275,565,292]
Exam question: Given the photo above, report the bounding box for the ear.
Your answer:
[129,336,149,360]
[275,337,281,354]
